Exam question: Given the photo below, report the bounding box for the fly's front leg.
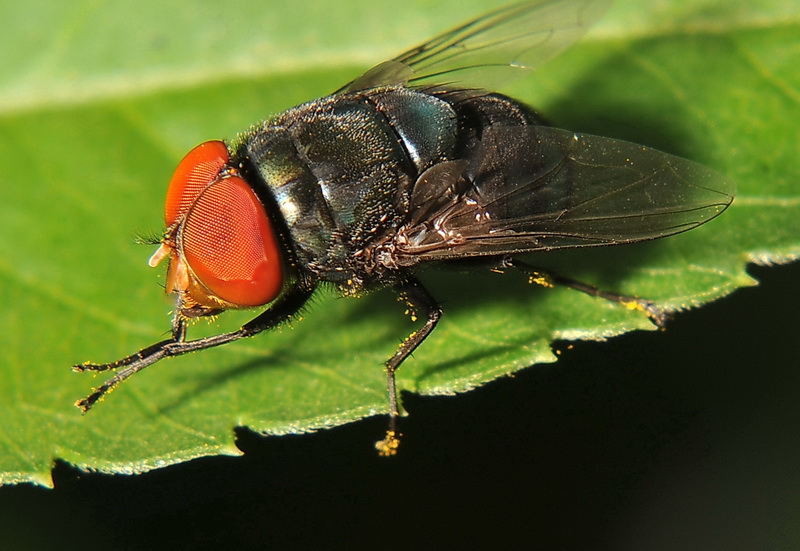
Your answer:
[72,313,190,411]
[75,311,190,374]
[73,284,315,412]
[504,258,668,327]
[375,276,442,456]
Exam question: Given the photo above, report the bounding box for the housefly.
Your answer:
[75,0,734,455]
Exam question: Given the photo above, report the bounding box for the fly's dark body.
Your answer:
[75,0,734,454]
[235,87,543,293]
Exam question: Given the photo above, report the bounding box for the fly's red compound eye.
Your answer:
[165,140,230,226]
[180,176,283,307]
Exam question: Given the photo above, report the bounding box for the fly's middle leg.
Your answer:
[375,276,442,456]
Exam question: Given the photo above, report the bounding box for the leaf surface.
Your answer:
[0,0,797,485]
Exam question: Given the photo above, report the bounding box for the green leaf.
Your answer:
[1,0,797,485]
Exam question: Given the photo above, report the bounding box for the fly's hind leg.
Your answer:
[504,258,668,327]
[375,276,442,457]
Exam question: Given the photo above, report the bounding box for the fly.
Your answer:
[75,0,735,455]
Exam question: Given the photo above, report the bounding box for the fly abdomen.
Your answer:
[362,87,459,174]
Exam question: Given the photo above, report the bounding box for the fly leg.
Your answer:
[375,277,442,456]
[74,284,314,412]
[504,258,668,327]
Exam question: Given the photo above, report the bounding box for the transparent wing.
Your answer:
[394,126,735,263]
[339,0,611,93]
